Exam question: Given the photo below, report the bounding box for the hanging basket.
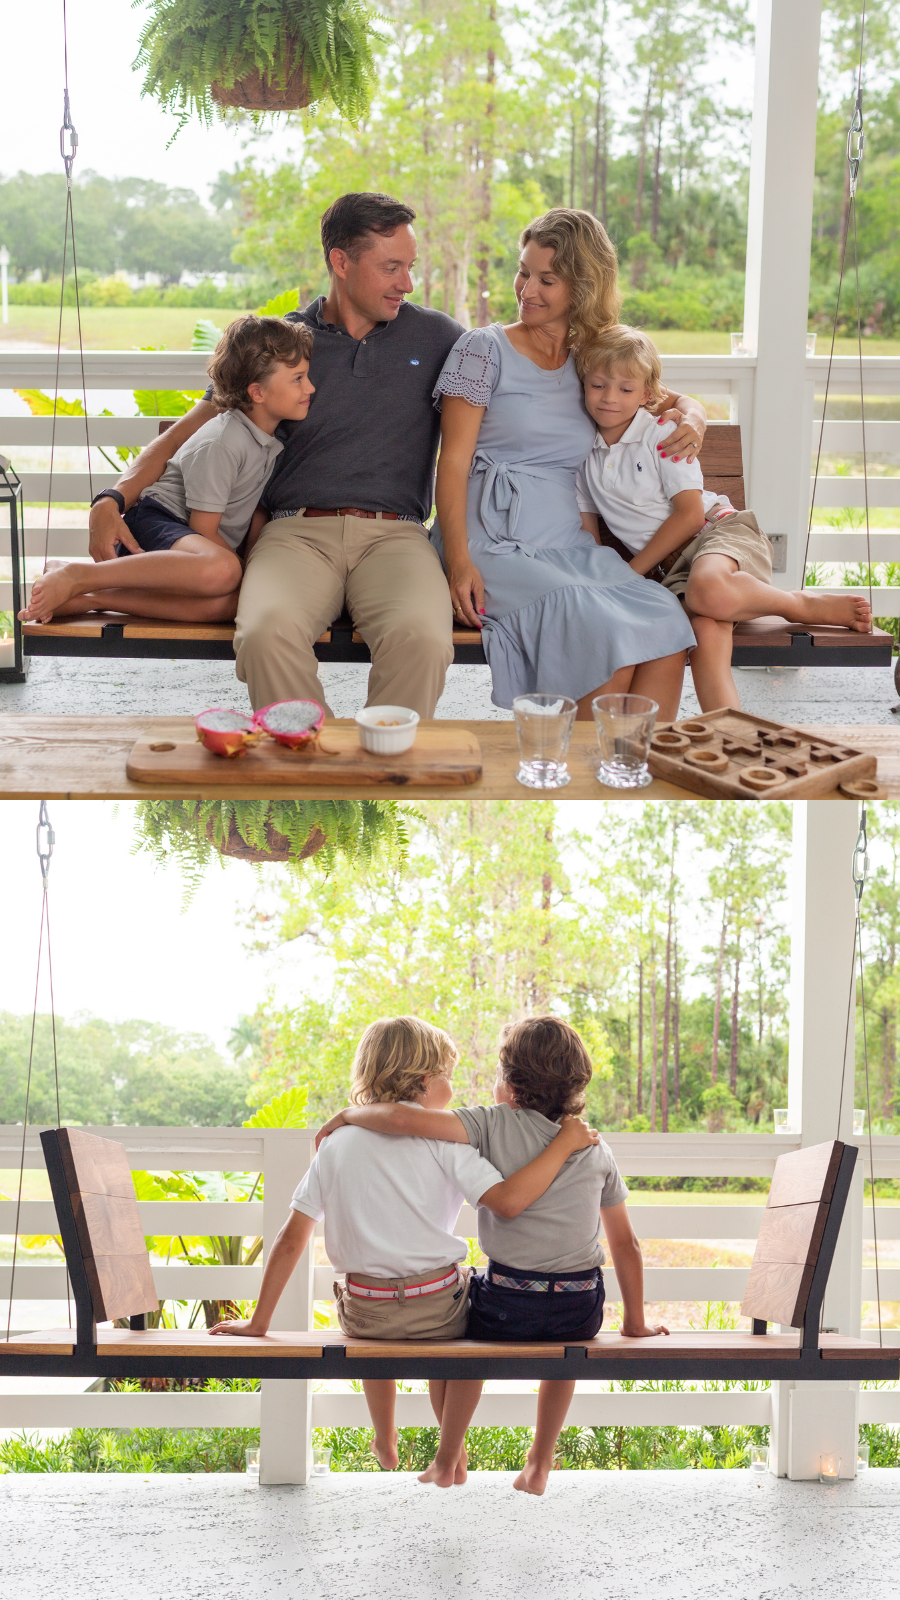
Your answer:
[206,817,326,864]
[210,43,312,112]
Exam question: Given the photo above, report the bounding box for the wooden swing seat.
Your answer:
[1,1128,896,1385]
[20,428,892,670]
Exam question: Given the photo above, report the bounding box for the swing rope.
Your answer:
[43,0,93,583]
[803,0,872,615]
[4,805,70,1343]
[835,805,882,1348]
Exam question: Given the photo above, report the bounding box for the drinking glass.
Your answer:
[245,1447,260,1479]
[731,331,754,355]
[512,694,577,789]
[750,1445,768,1475]
[806,332,817,356]
[819,1452,842,1483]
[853,1109,866,1135]
[312,1445,333,1476]
[857,1442,870,1471]
[773,1109,791,1133]
[592,694,658,788]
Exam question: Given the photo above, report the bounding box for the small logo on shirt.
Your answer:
[636,461,643,471]
[409,358,420,366]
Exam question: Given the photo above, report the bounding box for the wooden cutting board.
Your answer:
[126,724,483,788]
[647,709,879,798]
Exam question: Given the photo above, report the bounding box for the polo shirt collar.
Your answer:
[309,293,388,340]
[593,408,651,452]
[231,409,281,451]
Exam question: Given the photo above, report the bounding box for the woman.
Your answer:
[432,209,706,720]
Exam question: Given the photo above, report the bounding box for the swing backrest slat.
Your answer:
[741,1140,847,1329]
[52,1127,158,1324]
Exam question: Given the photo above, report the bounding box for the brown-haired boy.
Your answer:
[20,314,314,626]
[212,1015,597,1486]
[573,324,871,711]
[318,1015,666,1495]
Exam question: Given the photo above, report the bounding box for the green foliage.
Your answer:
[0,1425,257,1473]
[243,1084,308,1127]
[191,316,223,351]
[134,0,380,131]
[131,799,413,903]
[256,287,301,317]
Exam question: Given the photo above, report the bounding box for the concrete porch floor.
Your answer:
[4,1469,900,1600]
[2,657,899,723]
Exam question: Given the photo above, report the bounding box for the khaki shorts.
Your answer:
[662,510,774,597]
[334,1263,471,1342]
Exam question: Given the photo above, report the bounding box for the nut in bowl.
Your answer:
[355,705,420,755]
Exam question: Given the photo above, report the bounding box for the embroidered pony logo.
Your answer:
[636,461,643,472]
[409,359,420,366]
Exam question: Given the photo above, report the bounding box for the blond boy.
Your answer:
[212,1016,596,1484]
[573,325,871,711]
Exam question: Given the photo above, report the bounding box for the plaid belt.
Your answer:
[346,1266,459,1301]
[487,1262,599,1294]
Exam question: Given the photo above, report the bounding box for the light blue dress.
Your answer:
[431,325,696,708]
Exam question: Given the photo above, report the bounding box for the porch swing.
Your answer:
[1,803,897,1397]
[14,2,893,676]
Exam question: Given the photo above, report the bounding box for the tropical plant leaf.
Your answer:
[132,389,206,417]
[244,1084,309,1128]
[256,288,300,317]
[192,318,223,351]
[14,390,86,417]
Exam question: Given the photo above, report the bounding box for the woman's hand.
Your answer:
[447,559,486,630]
[656,409,706,464]
[621,1320,670,1338]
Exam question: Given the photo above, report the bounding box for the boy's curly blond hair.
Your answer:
[575,323,665,407]
[349,1016,459,1105]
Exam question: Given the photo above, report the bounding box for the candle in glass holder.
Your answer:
[819,1452,841,1483]
[0,632,14,671]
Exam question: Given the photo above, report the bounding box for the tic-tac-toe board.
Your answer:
[648,709,879,799]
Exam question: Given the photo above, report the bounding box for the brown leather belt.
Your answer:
[303,507,400,521]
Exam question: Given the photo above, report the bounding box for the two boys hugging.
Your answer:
[212,1014,666,1496]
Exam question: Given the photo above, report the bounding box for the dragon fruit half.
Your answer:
[253,699,326,750]
[195,708,259,759]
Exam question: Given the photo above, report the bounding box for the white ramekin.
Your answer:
[355,705,420,755]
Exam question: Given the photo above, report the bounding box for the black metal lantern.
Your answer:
[0,452,27,683]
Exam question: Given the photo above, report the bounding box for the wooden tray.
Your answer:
[126,724,482,788]
[647,709,878,799]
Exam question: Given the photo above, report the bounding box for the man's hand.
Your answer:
[315,1110,347,1151]
[622,1320,669,1338]
[656,409,706,464]
[557,1115,601,1152]
[89,497,141,561]
[209,1317,268,1337]
[447,559,486,630]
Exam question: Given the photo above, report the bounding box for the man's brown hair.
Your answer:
[498,1016,593,1121]
[207,314,313,415]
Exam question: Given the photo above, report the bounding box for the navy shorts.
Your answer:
[466,1261,605,1342]
[116,497,191,557]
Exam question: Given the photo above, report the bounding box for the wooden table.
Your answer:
[1,716,899,800]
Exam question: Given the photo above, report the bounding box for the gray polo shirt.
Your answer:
[454,1102,628,1272]
[255,298,464,523]
[141,409,283,551]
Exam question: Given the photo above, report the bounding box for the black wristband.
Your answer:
[91,488,126,514]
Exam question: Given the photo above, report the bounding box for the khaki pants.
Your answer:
[233,512,454,715]
[334,1264,471,1341]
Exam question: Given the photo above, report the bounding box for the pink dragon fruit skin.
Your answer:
[253,699,326,750]
[195,708,259,759]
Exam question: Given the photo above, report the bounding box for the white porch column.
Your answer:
[770,801,862,1479]
[259,1130,315,1486]
[743,0,823,589]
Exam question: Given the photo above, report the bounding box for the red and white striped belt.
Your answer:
[346,1267,459,1301]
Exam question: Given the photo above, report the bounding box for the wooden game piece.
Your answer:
[651,731,691,753]
[722,738,762,758]
[809,746,841,764]
[684,748,730,774]
[739,766,788,791]
[673,718,715,743]
[839,779,884,799]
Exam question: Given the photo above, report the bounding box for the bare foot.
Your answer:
[454,1444,468,1485]
[513,1455,551,1496]
[371,1431,399,1471]
[18,567,83,623]
[417,1456,456,1487]
[794,591,872,632]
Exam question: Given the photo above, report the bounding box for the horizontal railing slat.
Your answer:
[0,418,166,445]
[0,1201,264,1233]
[0,1391,261,1428]
[811,477,900,508]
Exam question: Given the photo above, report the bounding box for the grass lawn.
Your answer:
[4,305,900,356]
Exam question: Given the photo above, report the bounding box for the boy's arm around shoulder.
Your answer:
[478,1117,599,1218]
[601,1201,668,1338]
[315,1102,470,1149]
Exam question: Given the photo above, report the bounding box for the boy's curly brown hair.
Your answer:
[498,1016,593,1121]
[207,314,313,415]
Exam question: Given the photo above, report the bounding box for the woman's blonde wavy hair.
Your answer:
[519,209,622,353]
[349,1016,459,1105]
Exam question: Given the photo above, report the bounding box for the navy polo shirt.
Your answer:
[258,297,464,523]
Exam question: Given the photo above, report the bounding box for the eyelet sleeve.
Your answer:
[433,327,500,411]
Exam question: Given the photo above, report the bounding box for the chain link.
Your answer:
[36,800,55,891]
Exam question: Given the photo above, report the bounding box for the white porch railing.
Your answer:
[2,1123,898,1447]
[2,352,900,611]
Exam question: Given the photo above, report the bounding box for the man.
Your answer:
[89,193,464,715]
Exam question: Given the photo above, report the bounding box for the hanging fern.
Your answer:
[132,0,379,128]
[132,798,413,902]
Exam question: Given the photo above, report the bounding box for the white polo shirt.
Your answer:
[574,411,727,554]
[291,1121,504,1278]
